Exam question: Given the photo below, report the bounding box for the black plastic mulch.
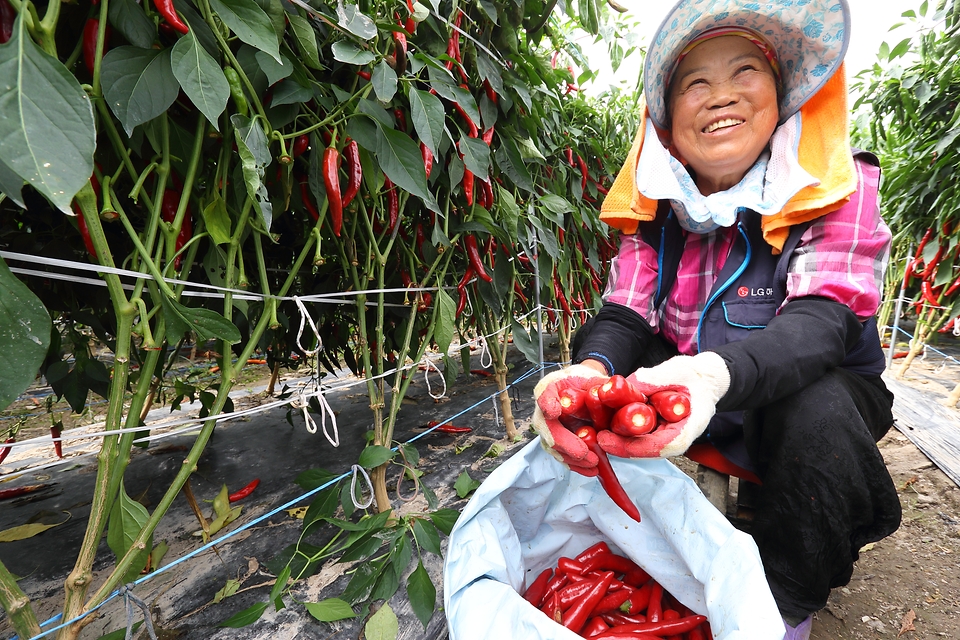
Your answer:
[0,344,554,640]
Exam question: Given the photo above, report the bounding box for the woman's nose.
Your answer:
[706,81,740,109]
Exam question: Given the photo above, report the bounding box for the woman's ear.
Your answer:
[655,126,685,164]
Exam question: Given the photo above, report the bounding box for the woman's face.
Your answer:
[667,36,779,195]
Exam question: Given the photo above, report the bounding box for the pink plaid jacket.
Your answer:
[603,157,890,356]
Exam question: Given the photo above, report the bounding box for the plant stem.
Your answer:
[0,560,40,639]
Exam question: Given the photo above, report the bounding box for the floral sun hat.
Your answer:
[643,0,851,130]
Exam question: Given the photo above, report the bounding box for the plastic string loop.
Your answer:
[349,464,375,509]
[120,584,158,640]
[423,357,447,400]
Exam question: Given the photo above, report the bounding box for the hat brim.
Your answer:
[644,0,851,130]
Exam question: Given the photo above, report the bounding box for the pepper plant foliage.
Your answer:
[0,0,640,635]
[853,0,960,376]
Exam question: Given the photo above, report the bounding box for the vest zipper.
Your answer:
[654,211,671,305]
[696,218,752,353]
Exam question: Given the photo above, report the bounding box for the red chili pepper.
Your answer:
[582,617,610,637]
[228,478,260,502]
[161,190,192,271]
[384,177,399,232]
[341,139,361,209]
[541,590,563,624]
[922,280,940,306]
[470,369,493,377]
[51,424,63,459]
[392,29,408,75]
[557,576,609,609]
[0,484,52,501]
[565,146,575,167]
[513,281,528,305]
[598,375,647,408]
[420,142,434,180]
[553,275,573,319]
[622,580,653,614]
[82,19,111,77]
[594,614,708,638]
[577,154,589,191]
[482,79,498,105]
[646,581,664,622]
[482,126,495,145]
[907,226,934,282]
[592,588,634,615]
[575,541,612,564]
[455,103,479,138]
[0,0,13,44]
[0,436,15,465]
[576,427,641,522]
[562,571,614,633]
[920,241,945,280]
[622,567,652,590]
[648,390,691,423]
[426,420,472,434]
[393,107,408,133]
[293,134,309,158]
[464,235,492,283]
[300,180,319,221]
[322,146,342,237]
[523,568,553,606]
[581,552,644,577]
[557,556,586,575]
[154,0,189,34]
[610,402,658,437]
[76,206,98,259]
[558,387,591,422]
[357,70,372,80]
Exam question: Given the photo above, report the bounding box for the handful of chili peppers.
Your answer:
[522,541,710,638]
[551,375,692,522]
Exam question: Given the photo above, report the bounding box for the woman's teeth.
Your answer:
[704,118,744,133]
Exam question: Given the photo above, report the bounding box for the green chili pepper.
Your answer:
[224,66,248,117]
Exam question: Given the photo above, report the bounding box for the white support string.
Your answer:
[423,357,447,400]
[349,464,375,509]
[477,335,493,369]
[294,296,323,357]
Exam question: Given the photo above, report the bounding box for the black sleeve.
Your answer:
[712,296,864,412]
[571,302,677,375]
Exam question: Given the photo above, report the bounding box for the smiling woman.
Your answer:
[534,0,906,639]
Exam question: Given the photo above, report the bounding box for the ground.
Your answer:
[1,339,960,639]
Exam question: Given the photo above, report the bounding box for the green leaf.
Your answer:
[358,444,396,469]
[454,470,480,498]
[0,521,63,542]
[270,565,290,609]
[202,196,232,244]
[161,296,242,344]
[0,14,96,213]
[0,258,52,411]
[0,159,25,208]
[493,244,514,300]
[337,2,378,40]
[460,136,491,182]
[411,518,442,556]
[428,509,459,536]
[372,60,399,102]
[174,0,220,57]
[103,47,179,138]
[889,37,912,60]
[391,533,413,580]
[540,193,573,215]
[511,318,540,365]
[171,29,229,131]
[450,85,481,131]
[364,603,399,640]
[406,561,436,628]
[107,482,152,583]
[218,602,268,627]
[305,598,357,622]
[434,287,455,354]
[232,113,273,229]
[289,14,322,69]
[374,126,440,212]
[255,50,292,85]
[343,560,384,604]
[108,0,157,49]
[370,563,400,602]
[494,137,535,193]
[332,40,376,65]
[270,79,312,107]
[208,0,280,62]
[408,88,444,154]
[295,468,339,490]
[213,579,240,604]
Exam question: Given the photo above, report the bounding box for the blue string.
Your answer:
[17,362,551,640]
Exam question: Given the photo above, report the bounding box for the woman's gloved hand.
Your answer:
[532,364,608,475]
[597,352,730,458]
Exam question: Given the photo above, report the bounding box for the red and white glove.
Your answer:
[597,352,730,459]
[532,364,608,476]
